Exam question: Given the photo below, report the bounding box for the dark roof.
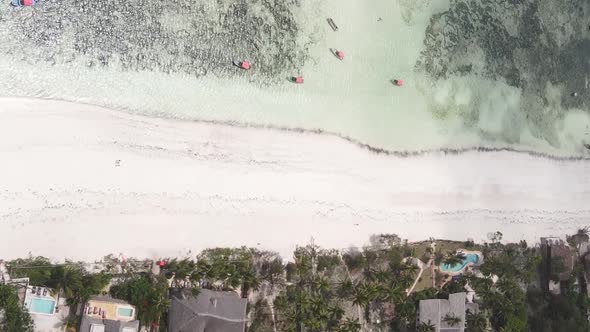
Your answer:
[584,254,590,294]
[168,289,247,332]
[551,244,575,281]
[79,316,139,332]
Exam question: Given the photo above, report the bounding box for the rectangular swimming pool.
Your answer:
[117,307,134,317]
[30,298,56,314]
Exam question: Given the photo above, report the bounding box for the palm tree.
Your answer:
[293,252,312,276]
[443,313,462,327]
[48,265,83,299]
[496,278,519,296]
[240,268,260,298]
[434,250,445,266]
[272,294,291,330]
[567,227,590,251]
[378,282,405,303]
[149,293,170,332]
[190,259,211,283]
[443,252,466,266]
[417,321,436,332]
[466,310,488,332]
[293,289,310,332]
[337,318,361,332]
[76,273,111,303]
[260,257,284,287]
[373,268,391,283]
[327,305,345,325]
[309,296,328,318]
[342,250,366,272]
[337,278,354,299]
[351,283,370,309]
[48,265,89,317]
[63,315,78,332]
[352,282,378,321]
[310,276,330,296]
[302,316,323,331]
[165,258,196,280]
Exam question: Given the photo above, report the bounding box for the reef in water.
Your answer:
[417,0,589,146]
[0,0,309,84]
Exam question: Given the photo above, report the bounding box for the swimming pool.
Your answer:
[440,253,479,273]
[117,307,134,318]
[30,298,56,314]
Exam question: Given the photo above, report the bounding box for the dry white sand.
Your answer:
[1,97,589,261]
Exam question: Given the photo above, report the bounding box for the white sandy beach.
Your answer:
[1,97,589,261]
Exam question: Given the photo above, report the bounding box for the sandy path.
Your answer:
[1,98,589,260]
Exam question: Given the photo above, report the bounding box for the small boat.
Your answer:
[232,59,250,70]
[11,0,39,6]
[327,18,338,31]
[291,76,304,84]
[331,49,344,60]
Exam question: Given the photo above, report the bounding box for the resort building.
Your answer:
[417,292,478,332]
[1,262,70,332]
[168,288,247,332]
[540,237,576,294]
[80,296,139,332]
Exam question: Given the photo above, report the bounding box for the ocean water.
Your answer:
[0,0,588,156]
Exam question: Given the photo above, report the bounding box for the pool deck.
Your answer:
[24,286,69,332]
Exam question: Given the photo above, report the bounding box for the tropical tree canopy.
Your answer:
[443,313,462,326]
[0,285,34,332]
[110,274,169,328]
[416,321,436,332]
[466,310,488,332]
[8,256,53,286]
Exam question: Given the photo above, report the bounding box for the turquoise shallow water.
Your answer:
[440,254,479,273]
[0,0,588,156]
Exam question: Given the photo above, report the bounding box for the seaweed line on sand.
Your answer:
[4,95,590,162]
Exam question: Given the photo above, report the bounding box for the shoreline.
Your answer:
[1,97,589,261]
[3,96,590,161]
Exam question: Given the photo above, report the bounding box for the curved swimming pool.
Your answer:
[440,253,479,273]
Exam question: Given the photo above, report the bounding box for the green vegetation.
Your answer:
[272,236,421,331]
[467,241,538,331]
[416,321,436,332]
[0,285,34,332]
[48,266,111,312]
[465,310,488,332]
[8,257,112,317]
[274,245,347,331]
[110,273,169,329]
[8,256,54,286]
[2,230,590,332]
[163,247,263,296]
[442,313,461,326]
